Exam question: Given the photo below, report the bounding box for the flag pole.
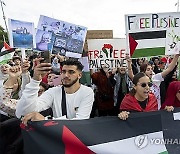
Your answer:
[177,0,179,12]
[0,0,8,33]
[2,34,6,42]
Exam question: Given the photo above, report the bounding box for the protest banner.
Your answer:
[88,38,127,69]
[35,29,54,52]
[78,56,90,72]
[37,15,87,58]
[84,30,113,53]
[125,12,180,58]
[166,28,180,55]
[22,108,180,154]
[8,19,35,49]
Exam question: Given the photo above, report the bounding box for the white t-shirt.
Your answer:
[151,73,164,109]
[16,79,94,120]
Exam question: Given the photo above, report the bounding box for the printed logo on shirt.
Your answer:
[74,107,79,111]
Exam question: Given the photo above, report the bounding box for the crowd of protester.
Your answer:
[0,50,180,153]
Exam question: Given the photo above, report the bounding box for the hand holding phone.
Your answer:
[40,51,51,63]
[33,59,52,81]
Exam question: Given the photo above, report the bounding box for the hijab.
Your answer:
[161,81,180,109]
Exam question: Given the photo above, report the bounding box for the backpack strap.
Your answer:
[61,86,67,117]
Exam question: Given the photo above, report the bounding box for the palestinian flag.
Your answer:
[0,42,15,64]
[21,111,171,154]
[129,30,166,58]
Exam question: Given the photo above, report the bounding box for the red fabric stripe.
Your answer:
[43,121,58,127]
[129,34,138,57]
[62,126,95,154]
[4,42,11,50]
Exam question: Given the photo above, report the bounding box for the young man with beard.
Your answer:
[16,58,94,125]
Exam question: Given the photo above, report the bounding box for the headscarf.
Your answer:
[161,81,180,109]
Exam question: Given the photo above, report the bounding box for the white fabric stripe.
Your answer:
[1,47,5,52]
[136,38,166,49]
[0,52,14,63]
[88,131,167,154]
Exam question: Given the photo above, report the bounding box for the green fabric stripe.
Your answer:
[0,59,9,64]
[158,151,168,154]
[132,47,165,58]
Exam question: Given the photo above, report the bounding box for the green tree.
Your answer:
[0,25,8,49]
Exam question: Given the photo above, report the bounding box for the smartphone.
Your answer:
[40,51,51,63]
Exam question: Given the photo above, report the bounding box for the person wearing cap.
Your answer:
[159,57,167,71]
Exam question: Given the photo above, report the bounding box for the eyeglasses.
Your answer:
[137,82,153,88]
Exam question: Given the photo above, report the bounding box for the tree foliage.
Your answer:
[0,25,8,49]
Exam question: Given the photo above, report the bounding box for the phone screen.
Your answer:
[40,51,51,63]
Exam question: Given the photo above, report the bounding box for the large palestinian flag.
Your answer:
[21,109,180,154]
[125,12,180,58]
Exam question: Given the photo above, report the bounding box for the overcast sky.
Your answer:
[0,0,179,37]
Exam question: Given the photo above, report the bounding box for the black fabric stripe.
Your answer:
[22,122,65,154]
[129,30,166,40]
[161,108,180,154]
[0,49,15,56]
[65,111,162,146]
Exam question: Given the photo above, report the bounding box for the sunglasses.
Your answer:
[138,82,153,88]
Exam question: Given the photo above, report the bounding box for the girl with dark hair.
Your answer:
[127,54,179,109]
[118,72,158,120]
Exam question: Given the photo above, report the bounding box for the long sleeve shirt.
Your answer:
[16,79,94,120]
[0,87,17,116]
[0,72,30,116]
